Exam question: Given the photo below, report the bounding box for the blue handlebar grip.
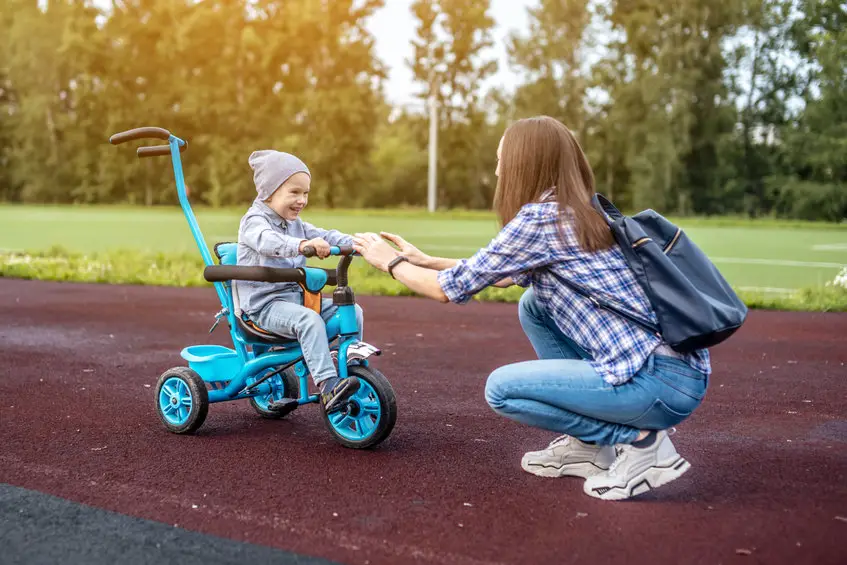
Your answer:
[302,245,354,257]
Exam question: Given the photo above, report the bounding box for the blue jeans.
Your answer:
[484,288,708,445]
[254,296,363,385]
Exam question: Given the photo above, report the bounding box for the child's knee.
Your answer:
[293,308,325,335]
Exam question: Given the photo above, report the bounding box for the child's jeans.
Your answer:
[253,296,363,385]
[484,288,708,445]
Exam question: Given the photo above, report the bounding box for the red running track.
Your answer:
[1,279,846,564]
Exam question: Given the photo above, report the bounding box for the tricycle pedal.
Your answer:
[266,398,299,415]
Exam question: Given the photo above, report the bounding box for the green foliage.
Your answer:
[737,285,847,312]
[771,177,847,222]
[3,246,845,312]
[409,0,500,209]
[0,0,844,222]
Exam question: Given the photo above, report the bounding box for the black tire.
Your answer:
[154,367,209,434]
[249,367,300,419]
[321,365,397,449]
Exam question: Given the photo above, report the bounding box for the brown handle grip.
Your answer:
[109,127,171,145]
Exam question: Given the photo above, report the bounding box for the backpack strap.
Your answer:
[591,193,623,224]
[547,269,662,338]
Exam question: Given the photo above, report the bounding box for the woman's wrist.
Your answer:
[386,255,410,278]
[415,254,435,269]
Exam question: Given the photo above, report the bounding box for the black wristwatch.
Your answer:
[387,256,410,279]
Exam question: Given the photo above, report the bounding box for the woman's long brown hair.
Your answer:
[493,116,614,252]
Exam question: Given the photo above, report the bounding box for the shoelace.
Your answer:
[607,445,630,475]
[606,428,677,475]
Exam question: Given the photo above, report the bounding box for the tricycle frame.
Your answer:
[165,133,368,405]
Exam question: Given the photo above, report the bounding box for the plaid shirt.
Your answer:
[436,200,711,385]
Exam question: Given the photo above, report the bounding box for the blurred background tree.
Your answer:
[0,0,843,220]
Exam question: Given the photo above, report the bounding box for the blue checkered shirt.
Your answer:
[436,200,711,385]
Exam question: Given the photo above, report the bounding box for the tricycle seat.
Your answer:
[236,312,299,346]
[212,242,299,346]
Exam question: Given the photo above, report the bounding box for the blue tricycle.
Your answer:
[109,126,397,449]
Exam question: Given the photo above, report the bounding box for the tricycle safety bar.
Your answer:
[204,265,337,286]
[109,126,187,159]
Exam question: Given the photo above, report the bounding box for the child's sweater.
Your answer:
[236,199,351,317]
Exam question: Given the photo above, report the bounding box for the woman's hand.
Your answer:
[352,232,400,272]
[379,232,430,267]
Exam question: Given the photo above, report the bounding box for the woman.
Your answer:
[352,116,710,501]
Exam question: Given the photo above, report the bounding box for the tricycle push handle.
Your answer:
[109,126,171,145]
[301,245,355,258]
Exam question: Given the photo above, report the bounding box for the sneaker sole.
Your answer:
[521,458,609,479]
[583,457,691,500]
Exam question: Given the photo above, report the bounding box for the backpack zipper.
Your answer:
[663,229,682,254]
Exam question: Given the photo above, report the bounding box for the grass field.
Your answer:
[2,204,845,293]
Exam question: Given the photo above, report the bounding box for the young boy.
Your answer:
[236,150,361,413]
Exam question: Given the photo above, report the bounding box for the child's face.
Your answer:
[266,172,310,221]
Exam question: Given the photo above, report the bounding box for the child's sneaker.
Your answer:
[521,435,616,478]
[583,429,690,501]
[320,376,361,414]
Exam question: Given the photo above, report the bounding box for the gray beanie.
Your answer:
[248,150,311,201]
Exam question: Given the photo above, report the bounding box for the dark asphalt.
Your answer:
[1,279,846,565]
[0,484,340,565]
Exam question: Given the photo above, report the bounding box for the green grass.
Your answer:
[1,204,846,311]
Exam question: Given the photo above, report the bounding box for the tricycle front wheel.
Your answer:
[322,365,397,449]
[155,367,209,434]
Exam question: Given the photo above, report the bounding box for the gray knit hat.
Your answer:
[248,150,311,200]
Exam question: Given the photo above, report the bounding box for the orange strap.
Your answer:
[299,283,322,314]
[244,318,274,335]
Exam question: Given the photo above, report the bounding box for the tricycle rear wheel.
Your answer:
[248,367,300,419]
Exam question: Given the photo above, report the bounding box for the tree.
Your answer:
[773,0,847,221]
[409,0,498,209]
[591,0,742,213]
[0,0,16,201]
[721,0,798,216]
[507,0,592,135]
[3,0,106,204]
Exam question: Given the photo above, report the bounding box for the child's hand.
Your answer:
[380,232,429,266]
[300,238,332,259]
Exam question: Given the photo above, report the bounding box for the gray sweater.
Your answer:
[235,199,352,316]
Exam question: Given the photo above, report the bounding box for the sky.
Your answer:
[365,0,538,109]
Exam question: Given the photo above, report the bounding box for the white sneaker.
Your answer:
[583,429,690,501]
[521,435,616,478]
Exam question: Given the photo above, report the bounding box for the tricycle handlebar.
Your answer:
[302,245,355,258]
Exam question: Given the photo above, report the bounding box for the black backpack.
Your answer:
[551,194,748,353]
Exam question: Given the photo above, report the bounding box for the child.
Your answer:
[236,150,362,413]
